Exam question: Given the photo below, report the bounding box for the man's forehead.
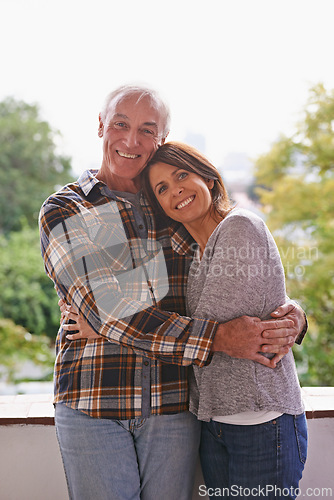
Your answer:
[107,94,160,120]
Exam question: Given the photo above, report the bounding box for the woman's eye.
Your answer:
[178,172,188,180]
[158,185,167,195]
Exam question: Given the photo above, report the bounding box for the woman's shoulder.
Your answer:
[219,207,267,234]
[205,208,272,253]
[225,207,264,223]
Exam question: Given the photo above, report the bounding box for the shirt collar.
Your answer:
[77,169,102,197]
[77,169,146,206]
[76,170,192,255]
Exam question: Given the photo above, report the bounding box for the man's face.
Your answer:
[100,94,165,185]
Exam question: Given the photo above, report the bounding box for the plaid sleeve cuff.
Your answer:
[183,317,218,367]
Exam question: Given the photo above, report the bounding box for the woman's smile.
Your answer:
[147,161,223,252]
[175,195,196,210]
[149,162,214,225]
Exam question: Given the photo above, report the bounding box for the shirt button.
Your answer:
[138,224,144,230]
[144,360,149,366]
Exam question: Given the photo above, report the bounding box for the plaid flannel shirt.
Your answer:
[39,170,217,419]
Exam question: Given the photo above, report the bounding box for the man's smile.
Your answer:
[117,150,141,159]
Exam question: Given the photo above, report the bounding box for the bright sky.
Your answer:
[1,0,334,174]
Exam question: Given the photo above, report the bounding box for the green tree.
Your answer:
[0,223,61,339]
[254,84,334,386]
[0,97,74,233]
[0,318,54,384]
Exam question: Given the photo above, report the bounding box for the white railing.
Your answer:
[0,388,333,500]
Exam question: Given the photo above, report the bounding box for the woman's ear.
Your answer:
[207,178,214,190]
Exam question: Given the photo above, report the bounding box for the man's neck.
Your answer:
[96,168,141,194]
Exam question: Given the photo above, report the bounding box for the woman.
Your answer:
[140,141,307,499]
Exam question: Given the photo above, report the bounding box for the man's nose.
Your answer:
[124,130,139,148]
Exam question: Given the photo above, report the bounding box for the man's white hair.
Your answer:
[100,84,171,138]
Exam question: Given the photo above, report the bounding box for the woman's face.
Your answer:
[148,162,214,225]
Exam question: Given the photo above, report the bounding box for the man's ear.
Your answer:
[160,132,169,146]
[98,114,104,138]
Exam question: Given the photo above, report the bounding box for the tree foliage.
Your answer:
[0,97,72,341]
[254,84,334,386]
[0,97,74,384]
[0,97,74,233]
[0,318,54,384]
[0,223,61,339]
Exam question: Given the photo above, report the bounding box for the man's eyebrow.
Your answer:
[142,121,158,130]
[113,113,128,120]
[112,115,158,130]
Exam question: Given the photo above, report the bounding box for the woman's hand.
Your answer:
[59,299,100,341]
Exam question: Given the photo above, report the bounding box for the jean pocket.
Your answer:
[294,413,308,464]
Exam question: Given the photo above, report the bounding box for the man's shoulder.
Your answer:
[39,181,83,225]
[41,170,99,213]
[39,171,99,232]
[44,180,81,203]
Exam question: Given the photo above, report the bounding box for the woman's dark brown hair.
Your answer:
[141,141,233,218]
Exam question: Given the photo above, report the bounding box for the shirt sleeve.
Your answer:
[39,199,217,367]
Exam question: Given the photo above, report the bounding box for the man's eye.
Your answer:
[143,129,154,135]
[115,122,126,128]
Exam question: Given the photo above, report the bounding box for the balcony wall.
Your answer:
[0,388,333,500]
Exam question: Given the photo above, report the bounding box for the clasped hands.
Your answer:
[59,299,303,369]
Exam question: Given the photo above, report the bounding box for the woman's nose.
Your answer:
[172,186,184,196]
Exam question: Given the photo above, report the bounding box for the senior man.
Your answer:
[39,85,306,500]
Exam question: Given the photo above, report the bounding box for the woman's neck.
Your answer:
[183,210,224,257]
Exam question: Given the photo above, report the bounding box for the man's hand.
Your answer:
[59,299,100,340]
[211,315,294,369]
[269,302,306,344]
[264,302,307,365]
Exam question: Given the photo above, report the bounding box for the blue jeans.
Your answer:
[55,403,200,500]
[200,413,308,499]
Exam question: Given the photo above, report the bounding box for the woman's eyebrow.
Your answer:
[154,179,165,191]
[154,169,182,191]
